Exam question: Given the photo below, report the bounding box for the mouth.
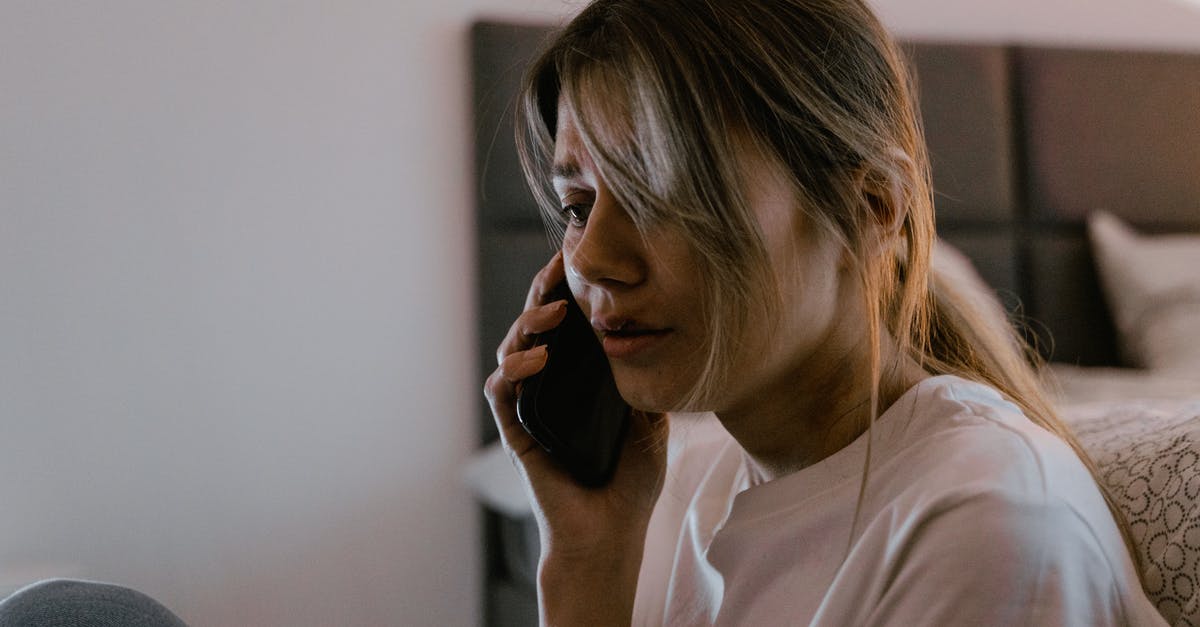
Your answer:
[594,320,672,359]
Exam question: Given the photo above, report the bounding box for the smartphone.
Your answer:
[516,282,631,487]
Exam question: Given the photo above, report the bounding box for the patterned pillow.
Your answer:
[1068,400,1200,626]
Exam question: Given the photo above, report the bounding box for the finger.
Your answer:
[486,345,550,410]
[524,250,567,310]
[484,346,550,453]
[496,299,568,366]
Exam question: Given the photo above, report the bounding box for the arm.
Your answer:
[538,545,645,627]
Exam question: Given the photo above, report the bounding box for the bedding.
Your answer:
[1061,397,1200,626]
[1048,364,1200,405]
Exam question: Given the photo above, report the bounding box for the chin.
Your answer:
[613,373,693,414]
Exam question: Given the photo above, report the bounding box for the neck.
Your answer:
[715,328,927,482]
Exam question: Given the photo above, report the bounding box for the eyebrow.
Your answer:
[551,161,582,180]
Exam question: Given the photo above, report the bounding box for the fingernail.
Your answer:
[529,344,548,359]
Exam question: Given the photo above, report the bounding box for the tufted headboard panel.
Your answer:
[906,44,1021,311]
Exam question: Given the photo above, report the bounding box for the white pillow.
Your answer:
[930,238,1012,336]
[1088,211,1200,374]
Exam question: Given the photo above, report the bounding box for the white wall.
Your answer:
[0,1,575,625]
[1,1,1197,626]
[874,0,1200,49]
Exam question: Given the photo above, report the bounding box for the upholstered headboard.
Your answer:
[1015,47,1200,364]
[471,21,1200,624]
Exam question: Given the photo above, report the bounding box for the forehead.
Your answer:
[552,97,588,180]
[550,81,640,181]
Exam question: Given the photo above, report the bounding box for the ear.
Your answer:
[862,171,905,234]
[858,169,907,257]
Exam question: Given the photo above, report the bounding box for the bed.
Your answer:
[468,20,1200,626]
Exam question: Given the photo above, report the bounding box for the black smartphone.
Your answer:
[516,282,631,487]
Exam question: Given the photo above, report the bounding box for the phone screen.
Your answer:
[516,282,630,487]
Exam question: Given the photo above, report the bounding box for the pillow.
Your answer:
[930,238,1012,336]
[1088,212,1200,374]
[1067,399,1200,626]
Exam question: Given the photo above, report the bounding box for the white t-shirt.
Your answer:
[633,375,1167,626]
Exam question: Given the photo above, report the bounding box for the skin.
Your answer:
[483,96,928,626]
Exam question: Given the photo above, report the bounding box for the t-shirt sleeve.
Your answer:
[864,488,1162,626]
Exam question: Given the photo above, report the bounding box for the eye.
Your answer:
[559,203,591,228]
[557,190,594,228]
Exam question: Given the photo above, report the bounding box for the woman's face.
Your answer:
[551,98,850,415]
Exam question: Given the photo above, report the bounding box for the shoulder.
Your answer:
[876,375,1095,504]
[852,376,1161,625]
[872,376,1117,561]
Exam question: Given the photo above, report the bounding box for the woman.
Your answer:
[483,0,1165,625]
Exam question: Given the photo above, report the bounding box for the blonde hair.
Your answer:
[515,0,1141,580]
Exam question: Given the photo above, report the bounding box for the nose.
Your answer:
[564,188,646,290]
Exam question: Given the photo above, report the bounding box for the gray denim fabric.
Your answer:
[0,579,187,627]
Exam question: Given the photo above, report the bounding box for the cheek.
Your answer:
[793,256,842,319]
[736,238,846,373]
[560,240,584,298]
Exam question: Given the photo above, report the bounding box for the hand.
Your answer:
[483,251,669,622]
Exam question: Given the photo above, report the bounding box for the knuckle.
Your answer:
[496,355,515,379]
[532,266,551,287]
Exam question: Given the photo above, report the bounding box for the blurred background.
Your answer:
[2,0,1197,625]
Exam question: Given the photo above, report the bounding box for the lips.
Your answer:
[593,318,672,359]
